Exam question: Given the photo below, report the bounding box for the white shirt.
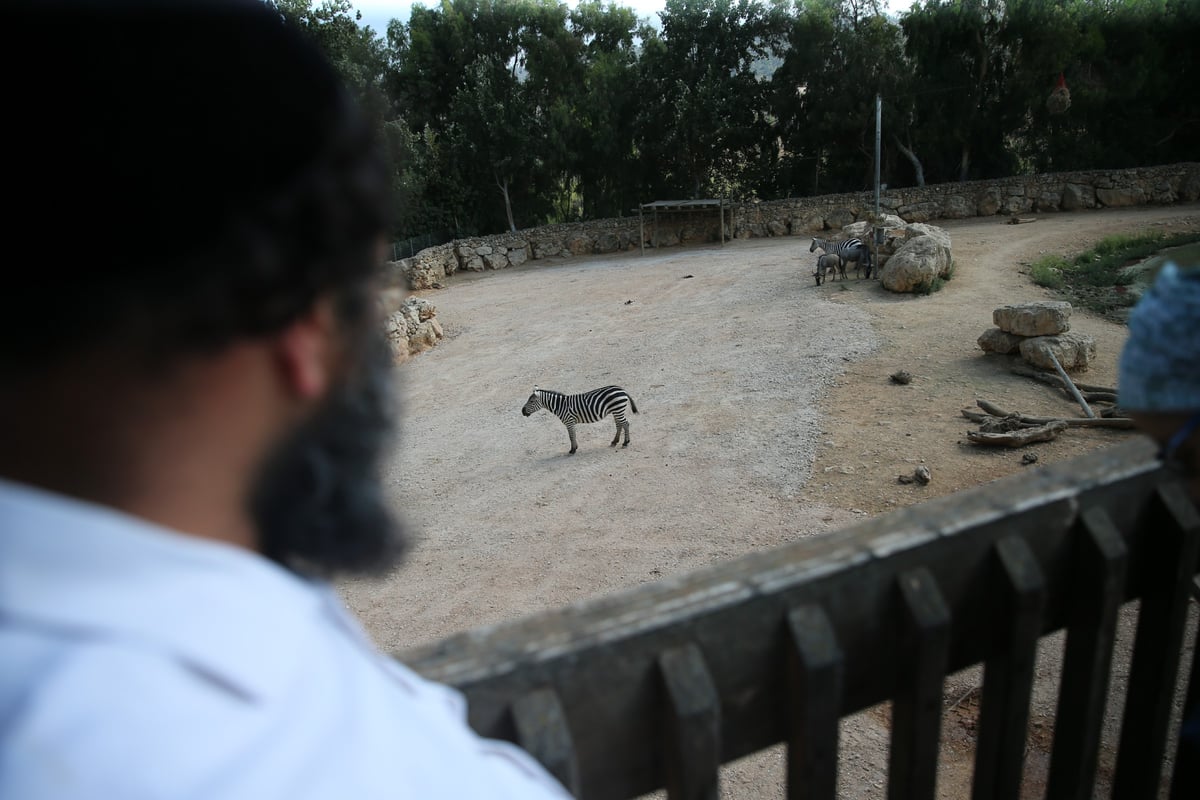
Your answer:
[0,479,570,799]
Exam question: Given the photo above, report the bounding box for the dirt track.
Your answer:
[340,204,1200,799]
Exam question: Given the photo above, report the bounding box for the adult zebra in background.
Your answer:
[810,236,873,279]
[522,385,638,455]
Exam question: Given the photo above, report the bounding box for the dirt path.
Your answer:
[340,204,1200,799]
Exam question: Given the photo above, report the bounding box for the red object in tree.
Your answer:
[1047,72,1071,114]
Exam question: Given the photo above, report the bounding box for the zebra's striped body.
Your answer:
[522,385,639,454]
[811,236,873,279]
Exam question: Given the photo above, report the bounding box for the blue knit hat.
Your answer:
[1118,262,1200,411]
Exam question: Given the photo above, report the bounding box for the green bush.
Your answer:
[1030,255,1068,289]
[1029,232,1200,319]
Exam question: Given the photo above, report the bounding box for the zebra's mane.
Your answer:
[535,387,566,398]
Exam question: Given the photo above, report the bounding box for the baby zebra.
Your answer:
[522,385,638,455]
[814,252,845,285]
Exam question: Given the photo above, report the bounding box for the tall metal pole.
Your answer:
[874,93,882,220]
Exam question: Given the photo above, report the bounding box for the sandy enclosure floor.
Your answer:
[340,205,1200,799]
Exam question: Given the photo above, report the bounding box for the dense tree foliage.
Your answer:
[267,0,1200,240]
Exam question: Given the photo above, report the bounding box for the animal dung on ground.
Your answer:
[890,370,913,385]
[1021,453,1039,465]
[624,299,633,305]
[898,465,932,485]
[681,274,694,279]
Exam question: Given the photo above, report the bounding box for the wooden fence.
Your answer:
[404,438,1199,800]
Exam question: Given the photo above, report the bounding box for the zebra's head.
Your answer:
[522,387,544,417]
[809,238,821,253]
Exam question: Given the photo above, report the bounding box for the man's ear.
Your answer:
[272,298,340,401]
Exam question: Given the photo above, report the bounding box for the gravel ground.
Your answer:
[343,238,879,650]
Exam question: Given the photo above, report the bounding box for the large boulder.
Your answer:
[977,328,1025,355]
[993,301,1072,336]
[842,214,906,241]
[1019,333,1096,372]
[880,234,952,293]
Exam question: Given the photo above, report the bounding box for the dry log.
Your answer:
[967,420,1069,447]
[1046,350,1095,418]
[968,401,1137,429]
[962,409,1043,428]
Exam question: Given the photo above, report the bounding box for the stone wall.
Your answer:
[389,163,1200,290]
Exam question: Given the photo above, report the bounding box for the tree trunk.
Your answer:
[496,172,517,233]
[958,143,970,183]
[894,136,925,187]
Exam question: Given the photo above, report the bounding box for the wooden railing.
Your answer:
[404,439,1200,800]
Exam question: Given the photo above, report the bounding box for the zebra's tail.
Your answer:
[628,394,639,414]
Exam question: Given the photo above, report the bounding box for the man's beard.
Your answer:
[251,333,407,578]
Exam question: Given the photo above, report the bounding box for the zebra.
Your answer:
[522,385,638,455]
[811,236,873,280]
[814,252,844,285]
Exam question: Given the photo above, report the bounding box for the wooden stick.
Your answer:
[1009,366,1116,395]
[966,404,1136,429]
[1044,350,1095,418]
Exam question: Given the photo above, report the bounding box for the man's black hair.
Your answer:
[2,0,389,374]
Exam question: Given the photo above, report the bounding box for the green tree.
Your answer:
[901,0,1020,183]
[637,0,787,200]
[569,2,645,218]
[771,0,908,195]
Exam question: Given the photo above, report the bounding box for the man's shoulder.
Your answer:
[0,625,570,799]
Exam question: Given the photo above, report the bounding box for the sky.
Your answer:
[349,0,918,35]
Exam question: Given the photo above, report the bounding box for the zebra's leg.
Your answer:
[610,417,621,447]
[567,421,578,454]
[622,416,631,447]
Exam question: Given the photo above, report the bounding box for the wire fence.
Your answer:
[390,229,453,261]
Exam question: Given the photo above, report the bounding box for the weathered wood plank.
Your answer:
[785,605,843,800]
[889,568,951,800]
[1113,483,1200,800]
[971,538,1047,800]
[658,644,721,800]
[1046,507,1128,800]
[512,688,581,797]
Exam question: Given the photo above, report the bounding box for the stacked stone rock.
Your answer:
[978,301,1096,371]
[383,296,443,363]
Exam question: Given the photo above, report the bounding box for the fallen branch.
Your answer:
[963,409,1042,428]
[968,420,1069,447]
[1009,366,1118,402]
[1047,350,1095,418]
[966,402,1136,429]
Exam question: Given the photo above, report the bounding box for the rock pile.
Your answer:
[977,301,1096,371]
[383,294,443,363]
[842,218,955,293]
